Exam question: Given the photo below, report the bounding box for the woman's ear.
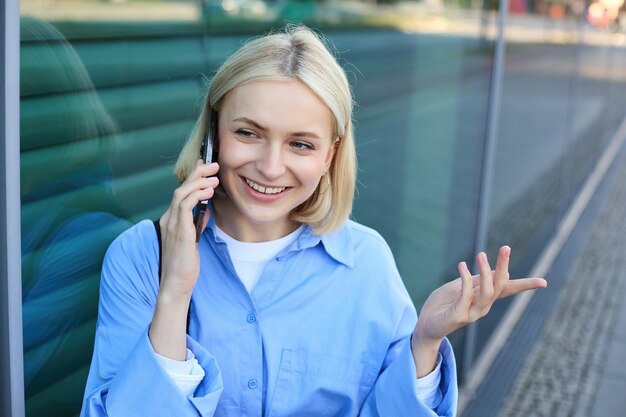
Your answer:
[324,137,340,171]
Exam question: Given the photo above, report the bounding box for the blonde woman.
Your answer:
[81,25,546,417]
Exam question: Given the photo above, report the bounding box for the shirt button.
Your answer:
[247,314,256,323]
[248,379,258,389]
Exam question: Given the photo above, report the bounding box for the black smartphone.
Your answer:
[193,109,217,242]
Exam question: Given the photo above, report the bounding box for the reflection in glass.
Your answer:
[20,16,133,417]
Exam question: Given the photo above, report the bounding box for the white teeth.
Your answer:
[245,178,286,195]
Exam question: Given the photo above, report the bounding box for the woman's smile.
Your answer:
[242,177,288,195]
[240,176,293,203]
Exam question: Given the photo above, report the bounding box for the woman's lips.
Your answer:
[240,176,291,202]
[244,177,287,195]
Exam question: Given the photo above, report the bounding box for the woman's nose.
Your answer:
[256,144,286,180]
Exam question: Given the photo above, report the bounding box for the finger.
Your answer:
[187,161,219,181]
[179,187,216,214]
[173,177,219,204]
[176,188,216,241]
[499,277,548,298]
[167,177,219,233]
[494,245,511,292]
[475,252,494,308]
[456,262,473,312]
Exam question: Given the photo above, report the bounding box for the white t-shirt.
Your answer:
[214,224,304,293]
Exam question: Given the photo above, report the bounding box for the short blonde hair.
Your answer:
[175,25,356,235]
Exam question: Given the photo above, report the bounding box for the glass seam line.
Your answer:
[460,0,511,397]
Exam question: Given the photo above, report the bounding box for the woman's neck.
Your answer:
[212,197,301,242]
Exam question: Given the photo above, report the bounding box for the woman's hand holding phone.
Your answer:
[149,160,219,360]
[159,160,219,297]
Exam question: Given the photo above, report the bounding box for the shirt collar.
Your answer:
[203,203,354,268]
[320,224,355,268]
[294,223,355,268]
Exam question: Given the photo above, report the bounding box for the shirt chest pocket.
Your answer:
[268,349,380,417]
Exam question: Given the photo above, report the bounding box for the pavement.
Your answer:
[497,142,626,417]
[461,134,626,417]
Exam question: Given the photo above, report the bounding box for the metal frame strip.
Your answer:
[1,0,25,416]
[461,0,510,388]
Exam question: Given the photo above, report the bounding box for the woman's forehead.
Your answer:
[222,80,335,138]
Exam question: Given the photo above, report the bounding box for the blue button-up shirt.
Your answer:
[81,213,457,417]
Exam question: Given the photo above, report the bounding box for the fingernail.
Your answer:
[480,252,487,262]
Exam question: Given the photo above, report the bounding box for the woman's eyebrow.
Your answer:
[233,117,268,132]
[233,117,322,140]
[291,131,322,140]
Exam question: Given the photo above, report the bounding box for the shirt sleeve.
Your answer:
[415,353,443,409]
[360,334,457,417]
[355,230,458,417]
[80,223,224,417]
[155,348,206,397]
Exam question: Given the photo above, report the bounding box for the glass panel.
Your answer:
[343,28,495,376]
[481,3,626,366]
[564,30,624,201]
[20,14,193,417]
[20,0,497,413]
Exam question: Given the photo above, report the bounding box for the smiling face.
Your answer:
[212,79,337,242]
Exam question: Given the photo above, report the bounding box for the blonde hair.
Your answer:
[175,25,357,235]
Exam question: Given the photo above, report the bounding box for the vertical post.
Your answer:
[0,0,24,416]
[462,0,510,381]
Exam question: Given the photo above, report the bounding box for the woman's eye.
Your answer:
[236,129,256,138]
[290,141,314,151]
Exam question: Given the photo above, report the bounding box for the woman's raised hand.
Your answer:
[411,246,547,376]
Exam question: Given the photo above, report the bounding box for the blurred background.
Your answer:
[15,0,626,415]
